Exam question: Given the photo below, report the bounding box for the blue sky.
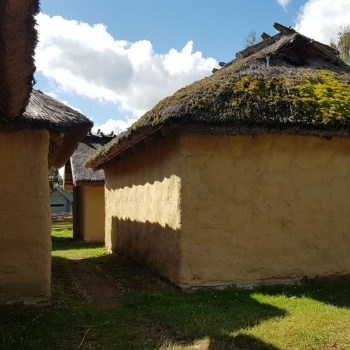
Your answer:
[35,0,350,133]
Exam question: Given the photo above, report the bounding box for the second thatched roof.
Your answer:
[64,134,114,188]
[88,23,350,170]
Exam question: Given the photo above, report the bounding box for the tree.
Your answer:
[48,168,62,192]
[331,26,350,66]
[244,30,259,48]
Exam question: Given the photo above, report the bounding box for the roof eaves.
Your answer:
[87,125,163,170]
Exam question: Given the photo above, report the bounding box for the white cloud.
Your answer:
[277,0,292,11]
[35,13,219,118]
[295,0,350,44]
[92,117,137,135]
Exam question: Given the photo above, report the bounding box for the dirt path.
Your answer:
[69,256,169,309]
[70,259,120,309]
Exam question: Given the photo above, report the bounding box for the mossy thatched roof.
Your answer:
[0,0,39,121]
[65,134,114,187]
[88,23,350,170]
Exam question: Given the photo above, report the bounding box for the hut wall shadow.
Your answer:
[254,276,350,309]
[229,334,280,349]
[52,235,104,251]
[127,286,286,349]
[49,252,286,349]
[111,217,182,286]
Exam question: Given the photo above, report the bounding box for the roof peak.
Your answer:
[87,130,115,138]
[235,22,338,62]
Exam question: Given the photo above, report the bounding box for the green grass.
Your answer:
[51,227,106,260]
[1,225,350,349]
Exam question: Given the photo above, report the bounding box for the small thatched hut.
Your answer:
[64,133,113,242]
[0,0,93,305]
[88,23,350,289]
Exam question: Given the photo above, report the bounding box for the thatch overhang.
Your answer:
[0,0,40,121]
[0,90,93,168]
[64,134,114,188]
[87,23,350,170]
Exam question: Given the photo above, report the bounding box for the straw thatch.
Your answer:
[65,134,114,187]
[88,23,350,169]
[1,90,93,168]
[0,0,39,121]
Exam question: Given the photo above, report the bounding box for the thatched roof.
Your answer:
[0,0,39,121]
[88,23,350,170]
[64,134,113,187]
[1,90,93,168]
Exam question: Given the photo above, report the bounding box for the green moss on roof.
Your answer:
[90,135,120,161]
[133,67,350,130]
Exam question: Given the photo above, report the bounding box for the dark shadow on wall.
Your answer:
[111,217,182,286]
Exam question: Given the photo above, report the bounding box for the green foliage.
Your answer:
[292,71,350,124]
[331,26,350,65]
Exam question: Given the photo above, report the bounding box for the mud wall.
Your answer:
[179,133,350,288]
[78,185,105,242]
[0,130,51,305]
[104,134,182,284]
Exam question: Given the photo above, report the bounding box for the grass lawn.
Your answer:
[1,222,350,349]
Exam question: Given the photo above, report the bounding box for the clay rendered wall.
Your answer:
[104,135,182,284]
[76,185,105,242]
[0,130,51,305]
[178,133,350,288]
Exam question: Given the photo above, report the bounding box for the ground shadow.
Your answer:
[52,235,104,251]
[254,276,350,309]
[80,253,286,349]
[219,333,279,349]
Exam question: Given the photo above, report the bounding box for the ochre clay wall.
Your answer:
[77,185,105,242]
[104,135,182,284]
[104,131,350,289]
[0,130,51,305]
[178,133,350,288]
